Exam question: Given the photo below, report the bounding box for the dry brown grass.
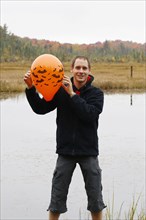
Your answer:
[0,62,145,98]
[0,62,30,93]
[91,62,146,93]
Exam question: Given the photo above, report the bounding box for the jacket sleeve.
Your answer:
[69,89,104,122]
[25,86,57,114]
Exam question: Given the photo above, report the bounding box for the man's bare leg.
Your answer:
[49,211,60,220]
[91,211,102,220]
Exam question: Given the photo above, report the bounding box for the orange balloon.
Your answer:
[31,54,64,101]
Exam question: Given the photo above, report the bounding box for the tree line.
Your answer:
[0,24,145,63]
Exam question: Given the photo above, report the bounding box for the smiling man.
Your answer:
[24,56,106,220]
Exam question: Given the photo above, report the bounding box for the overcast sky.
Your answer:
[1,0,145,44]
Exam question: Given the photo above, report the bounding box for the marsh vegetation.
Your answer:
[0,62,145,99]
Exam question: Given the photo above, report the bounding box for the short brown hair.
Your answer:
[71,56,91,70]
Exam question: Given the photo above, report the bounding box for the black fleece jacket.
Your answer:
[25,75,104,156]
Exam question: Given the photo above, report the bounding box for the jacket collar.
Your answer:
[71,74,94,95]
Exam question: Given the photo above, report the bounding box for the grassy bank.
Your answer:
[0,62,145,99]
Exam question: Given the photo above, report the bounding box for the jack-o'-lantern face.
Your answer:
[31,54,64,101]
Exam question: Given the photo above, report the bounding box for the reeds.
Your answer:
[76,193,145,220]
[126,195,146,220]
[105,193,146,220]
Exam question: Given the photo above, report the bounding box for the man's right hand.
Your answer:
[62,75,76,97]
[24,70,33,89]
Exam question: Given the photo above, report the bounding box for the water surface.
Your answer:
[1,93,145,220]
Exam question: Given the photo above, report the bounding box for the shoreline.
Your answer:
[0,90,145,101]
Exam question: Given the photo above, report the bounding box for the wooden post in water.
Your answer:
[130,94,133,105]
[130,66,133,78]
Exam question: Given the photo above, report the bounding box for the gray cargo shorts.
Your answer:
[47,155,106,213]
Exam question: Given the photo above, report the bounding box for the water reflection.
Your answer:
[130,94,133,105]
[1,93,145,220]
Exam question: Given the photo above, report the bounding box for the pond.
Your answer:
[1,92,145,220]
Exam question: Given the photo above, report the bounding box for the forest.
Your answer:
[0,24,145,63]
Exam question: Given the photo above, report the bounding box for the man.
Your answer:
[24,56,106,220]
